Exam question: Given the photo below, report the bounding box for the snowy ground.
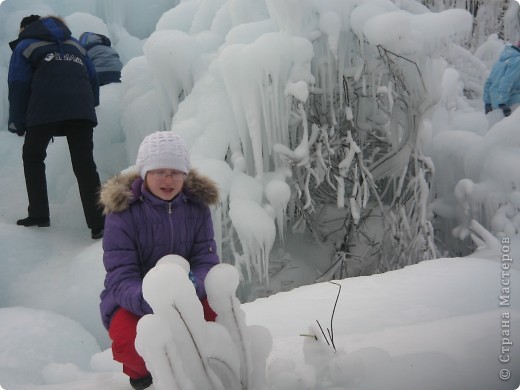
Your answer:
[1,252,519,389]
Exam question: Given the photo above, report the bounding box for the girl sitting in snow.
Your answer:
[99,131,220,390]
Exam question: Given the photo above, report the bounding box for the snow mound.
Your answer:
[0,307,100,388]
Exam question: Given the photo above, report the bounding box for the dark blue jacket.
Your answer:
[8,17,99,133]
[79,32,122,86]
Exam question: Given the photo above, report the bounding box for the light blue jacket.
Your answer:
[483,45,520,108]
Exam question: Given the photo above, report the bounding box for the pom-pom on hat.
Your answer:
[135,131,191,179]
[20,15,40,29]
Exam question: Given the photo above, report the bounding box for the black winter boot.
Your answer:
[91,228,104,239]
[129,375,153,390]
[16,216,50,227]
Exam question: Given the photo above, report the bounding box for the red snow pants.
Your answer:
[109,298,217,379]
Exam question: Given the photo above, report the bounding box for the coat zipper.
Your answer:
[168,202,174,253]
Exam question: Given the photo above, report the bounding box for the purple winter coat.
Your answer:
[98,170,220,329]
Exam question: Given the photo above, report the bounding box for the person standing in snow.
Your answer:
[99,131,220,390]
[7,15,105,239]
[79,32,123,86]
[483,41,520,118]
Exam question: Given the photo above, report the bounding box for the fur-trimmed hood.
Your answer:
[99,169,219,214]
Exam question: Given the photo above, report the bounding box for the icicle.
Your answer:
[356,185,362,210]
[418,169,429,226]
[338,131,361,177]
[320,125,334,155]
[309,167,321,187]
[336,175,345,209]
[387,81,394,113]
[326,170,337,191]
[308,123,320,148]
[362,178,369,208]
[354,63,363,82]
[229,199,276,284]
[399,206,412,239]
[345,106,354,122]
[303,171,313,210]
[272,103,310,166]
[265,179,291,247]
[294,103,310,166]
[350,197,360,225]
[316,143,328,172]
[394,165,408,202]
[353,165,359,196]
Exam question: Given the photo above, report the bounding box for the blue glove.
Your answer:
[484,103,492,114]
[499,104,511,117]
[188,271,197,288]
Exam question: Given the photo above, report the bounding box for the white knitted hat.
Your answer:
[135,131,191,178]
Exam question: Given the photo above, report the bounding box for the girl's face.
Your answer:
[145,169,186,201]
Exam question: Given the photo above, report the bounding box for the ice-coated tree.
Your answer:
[113,0,520,293]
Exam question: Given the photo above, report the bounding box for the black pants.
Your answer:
[22,120,104,230]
